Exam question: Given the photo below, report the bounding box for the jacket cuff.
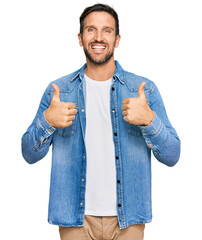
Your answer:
[36,111,56,140]
[139,112,162,137]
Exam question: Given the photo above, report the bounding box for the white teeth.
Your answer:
[92,45,106,49]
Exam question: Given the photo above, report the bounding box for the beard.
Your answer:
[83,48,114,65]
[83,40,115,65]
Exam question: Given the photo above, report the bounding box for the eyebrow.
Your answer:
[85,25,115,31]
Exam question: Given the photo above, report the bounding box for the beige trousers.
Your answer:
[59,215,145,240]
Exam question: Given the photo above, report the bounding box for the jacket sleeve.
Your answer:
[21,84,56,164]
[139,82,181,167]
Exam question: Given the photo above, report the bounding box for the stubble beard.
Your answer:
[83,47,114,65]
[82,39,116,65]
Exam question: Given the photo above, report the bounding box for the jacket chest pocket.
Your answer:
[56,105,78,137]
[126,122,143,136]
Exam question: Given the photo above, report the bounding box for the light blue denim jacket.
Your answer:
[21,61,180,229]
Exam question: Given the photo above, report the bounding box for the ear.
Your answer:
[78,33,83,47]
[115,35,121,48]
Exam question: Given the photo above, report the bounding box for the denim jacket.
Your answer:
[21,61,180,229]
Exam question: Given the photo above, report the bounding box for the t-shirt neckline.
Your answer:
[84,74,112,85]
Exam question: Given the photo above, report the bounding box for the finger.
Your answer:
[65,102,76,109]
[122,98,130,104]
[123,116,128,122]
[122,110,127,116]
[51,83,60,102]
[66,108,78,115]
[64,121,73,127]
[69,115,76,121]
[138,82,146,97]
[122,104,128,110]
[64,115,75,122]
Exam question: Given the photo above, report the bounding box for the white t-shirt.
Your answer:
[84,74,117,216]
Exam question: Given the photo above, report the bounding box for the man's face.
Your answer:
[78,11,121,65]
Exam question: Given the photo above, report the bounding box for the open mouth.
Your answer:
[90,44,107,50]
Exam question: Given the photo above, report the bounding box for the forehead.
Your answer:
[84,11,115,29]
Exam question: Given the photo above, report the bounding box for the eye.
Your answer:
[104,29,111,33]
[88,28,95,32]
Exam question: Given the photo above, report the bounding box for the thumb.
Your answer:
[138,82,146,97]
[51,83,60,102]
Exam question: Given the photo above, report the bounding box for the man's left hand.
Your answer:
[122,82,155,126]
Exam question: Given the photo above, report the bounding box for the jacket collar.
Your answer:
[70,60,125,84]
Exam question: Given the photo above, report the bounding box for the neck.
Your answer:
[84,57,116,81]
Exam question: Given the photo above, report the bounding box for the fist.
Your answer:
[122,82,154,126]
[44,84,78,128]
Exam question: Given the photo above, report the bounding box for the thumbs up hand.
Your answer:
[44,84,78,128]
[122,82,154,126]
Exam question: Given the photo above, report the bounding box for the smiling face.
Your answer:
[78,11,121,65]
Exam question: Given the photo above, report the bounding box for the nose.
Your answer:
[95,30,103,42]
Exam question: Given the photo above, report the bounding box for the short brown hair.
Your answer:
[79,3,119,36]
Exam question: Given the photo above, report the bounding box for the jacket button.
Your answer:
[81,179,84,182]
[81,109,85,112]
[116,156,119,160]
[148,144,152,147]
[112,87,115,91]
[117,180,120,183]
[118,204,121,207]
[80,202,83,206]
[48,129,52,133]
[114,133,117,136]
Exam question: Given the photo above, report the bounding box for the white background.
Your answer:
[0,0,201,239]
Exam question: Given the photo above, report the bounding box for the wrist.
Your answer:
[44,109,54,127]
[144,110,155,126]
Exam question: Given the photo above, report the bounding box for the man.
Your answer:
[21,3,180,240]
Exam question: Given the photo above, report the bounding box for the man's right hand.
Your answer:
[44,83,78,128]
